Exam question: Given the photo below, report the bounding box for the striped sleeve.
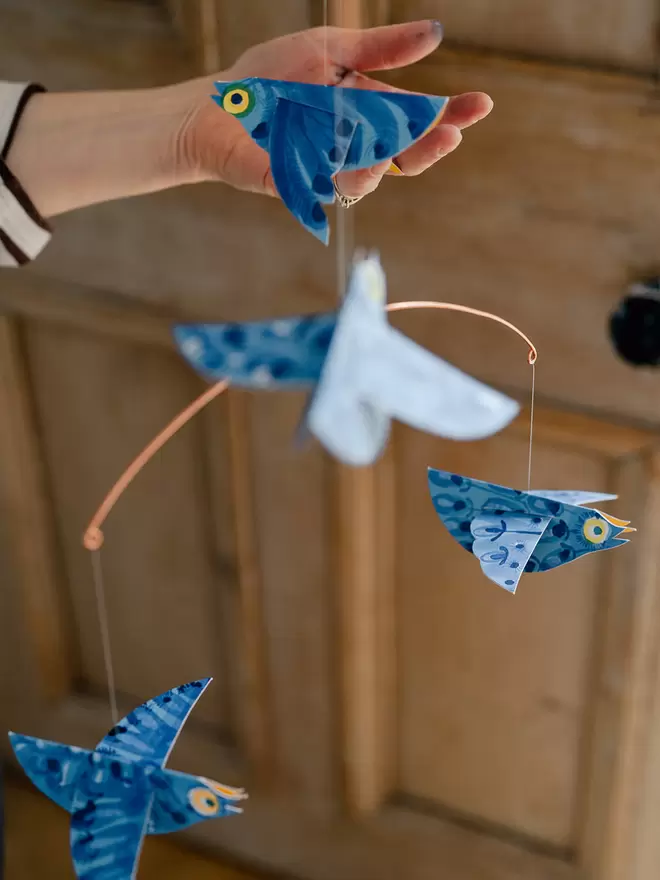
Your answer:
[0,82,51,267]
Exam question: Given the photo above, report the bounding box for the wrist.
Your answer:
[5,83,206,217]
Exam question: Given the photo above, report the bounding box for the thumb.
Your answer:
[327,20,443,73]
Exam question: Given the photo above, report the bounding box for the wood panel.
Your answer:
[397,419,607,847]
[22,320,236,729]
[391,0,660,73]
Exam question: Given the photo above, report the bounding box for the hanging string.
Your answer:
[527,361,536,490]
[90,549,118,725]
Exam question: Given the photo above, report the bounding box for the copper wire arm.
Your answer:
[83,380,229,551]
[386,301,538,365]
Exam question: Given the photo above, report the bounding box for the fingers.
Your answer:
[441,92,494,129]
[390,125,462,176]
[346,72,493,131]
[327,20,443,72]
[334,160,391,199]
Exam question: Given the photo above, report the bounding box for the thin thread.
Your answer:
[323,0,329,82]
[91,550,119,725]
[527,362,536,491]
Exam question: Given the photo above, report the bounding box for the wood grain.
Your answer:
[396,415,609,847]
[333,444,397,815]
[391,0,660,73]
[0,317,72,703]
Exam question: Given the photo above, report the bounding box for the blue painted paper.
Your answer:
[174,254,520,466]
[212,77,448,242]
[9,679,245,879]
[428,468,633,593]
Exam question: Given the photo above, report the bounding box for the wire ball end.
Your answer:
[83,527,104,552]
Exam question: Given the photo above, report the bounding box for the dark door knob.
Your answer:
[609,278,660,367]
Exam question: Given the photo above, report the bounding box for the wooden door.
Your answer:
[3,1,660,880]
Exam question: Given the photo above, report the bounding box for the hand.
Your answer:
[175,21,493,200]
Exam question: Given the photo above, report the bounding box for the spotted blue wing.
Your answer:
[173,315,335,389]
[70,757,152,880]
[529,490,617,506]
[269,82,448,170]
[363,327,520,441]
[341,89,448,169]
[269,98,357,243]
[9,733,88,812]
[471,513,552,593]
[96,679,211,768]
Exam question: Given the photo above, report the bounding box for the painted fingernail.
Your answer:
[431,20,444,38]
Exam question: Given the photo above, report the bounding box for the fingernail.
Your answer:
[431,20,444,39]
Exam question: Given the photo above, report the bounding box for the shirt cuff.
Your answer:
[0,82,46,160]
[0,158,51,267]
[0,82,51,267]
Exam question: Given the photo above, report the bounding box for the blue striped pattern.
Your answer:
[9,679,245,879]
[213,78,448,242]
[9,733,87,812]
[69,754,152,879]
[96,678,211,767]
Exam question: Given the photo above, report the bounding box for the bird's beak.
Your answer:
[208,780,248,800]
[602,514,631,528]
[622,526,636,534]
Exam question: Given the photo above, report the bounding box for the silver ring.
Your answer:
[333,177,363,208]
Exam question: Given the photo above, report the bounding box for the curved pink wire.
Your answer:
[83,380,229,550]
[83,302,536,550]
[386,301,537,365]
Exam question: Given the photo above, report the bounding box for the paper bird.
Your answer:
[427,468,634,593]
[212,77,447,242]
[9,678,245,879]
[174,254,520,467]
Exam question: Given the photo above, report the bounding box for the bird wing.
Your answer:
[471,513,553,593]
[342,89,448,169]
[96,679,211,768]
[363,327,520,441]
[70,765,152,880]
[528,490,618,506]
[269,97,357,243]
[9,733,89,812]
[266,81,447,170]
[173,314,335,388]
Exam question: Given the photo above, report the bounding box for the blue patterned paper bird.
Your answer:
[174,254,520,466]
[212,77,448,242]
[9,678,245,879]
[427,468,635,593]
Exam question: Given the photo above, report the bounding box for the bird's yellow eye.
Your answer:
[583,517,610,545]
[222,87,254,117]
[188,787,219,817]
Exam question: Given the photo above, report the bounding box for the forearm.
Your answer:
[5,79,212,218]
